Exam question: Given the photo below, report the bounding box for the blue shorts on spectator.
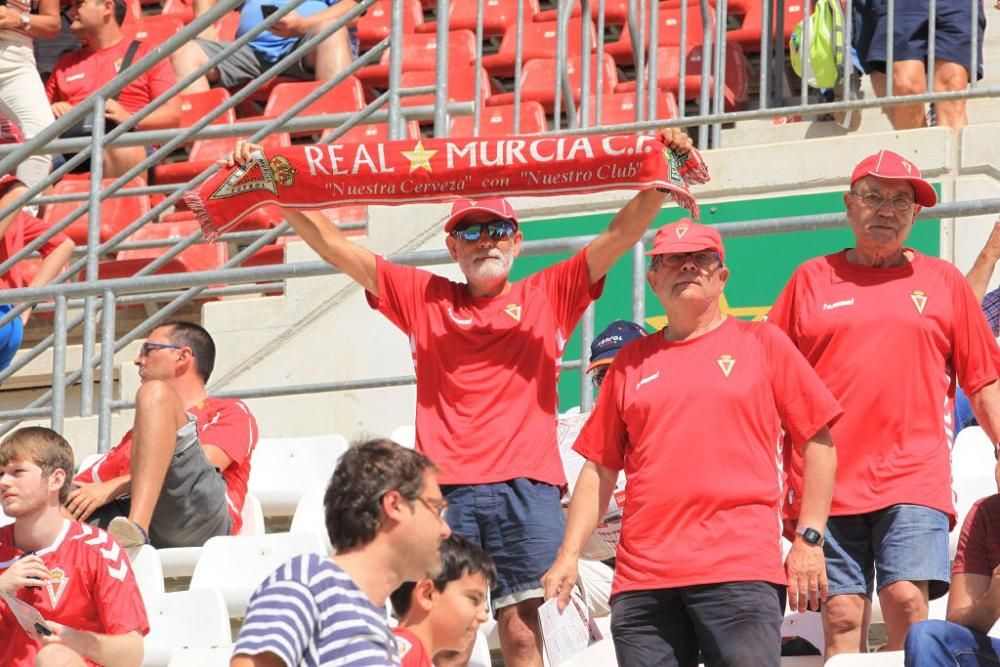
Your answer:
[824,504,950,600]
[611,582,783,667]
[904,619,1000,666]
[442,478,564,609]
[0,304,23,373]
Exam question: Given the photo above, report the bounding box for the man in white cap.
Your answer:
[768,149,1000,658]
[222,129,694,667]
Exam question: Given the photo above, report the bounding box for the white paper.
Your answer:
[538,589,603,666]
[1,591,52,639]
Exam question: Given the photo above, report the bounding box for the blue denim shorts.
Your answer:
[824,504,950,600]
[442,478,565,610]
[0,305,24,373]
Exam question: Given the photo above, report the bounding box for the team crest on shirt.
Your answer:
[716,354,736,378]
[910,289,928,314]
[45,568,69,607]
[503,303,522,322]
[396,635,414,657]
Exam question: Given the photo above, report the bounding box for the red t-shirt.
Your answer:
[573,318,842,595]
[953,494,1000,576]
[0,212,70,290]
[46,38,177,114]
[0,520,149,667]
[768,251,1000,523]
[393,627,432,667]
[367,250,603,486]
[74,397,259,533]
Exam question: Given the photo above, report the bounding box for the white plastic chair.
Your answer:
[289,480,333,554]
[157,492,267,579]
[248,434,350,516]
[166,647,233,667]
[952,427,997,479]
[824,651,905,665]
[950,475,997,558]
[781,611,824,655]
[126,545,165,604]
[76,452,103,475]
[389,424,416,449]
[142,588,231,667]
[468,629,492,667]
[189,531,327,617]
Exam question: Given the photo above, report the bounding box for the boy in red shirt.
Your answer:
[0,426,148,667]
[390,535,495,667]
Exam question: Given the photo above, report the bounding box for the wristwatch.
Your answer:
[795,525,825,547]
[19,12,30,30]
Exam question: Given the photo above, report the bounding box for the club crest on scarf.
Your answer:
[208,152,297,201]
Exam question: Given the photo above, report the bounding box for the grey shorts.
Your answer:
[195,39,313,90]
[149,415,232,548]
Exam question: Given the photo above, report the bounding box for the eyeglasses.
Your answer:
[139,342,183,357]
[652,251,722,269]
[849,190,915,212]
[415,496,449,521]
[450,221,517,242]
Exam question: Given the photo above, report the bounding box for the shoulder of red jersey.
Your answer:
[65,522,133,583]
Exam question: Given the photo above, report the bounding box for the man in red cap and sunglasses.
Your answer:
[224,129,693,667]
[544,219,841,667]
[768,149,1000,659]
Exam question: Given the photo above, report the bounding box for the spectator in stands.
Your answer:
[863,0,986,129]
[34,0,82,79]
[46,0,181,179]
[0,0,58,190]
[169,0,359,95]
[768,149,1000,658]
[904,492,1000,666]
[543,220,841,667]
[67,321,259,549]
[0,426,147,667]
[223,128,694,667]
[390,534,495,667]
[232,438,451,667]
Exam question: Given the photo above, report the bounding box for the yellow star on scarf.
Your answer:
[401,140,437,173]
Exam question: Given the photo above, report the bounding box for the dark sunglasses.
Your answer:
[450,221,517,242]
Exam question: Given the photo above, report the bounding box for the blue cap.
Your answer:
[587,320,648,373]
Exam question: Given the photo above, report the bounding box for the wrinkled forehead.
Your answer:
[854,175,916,198]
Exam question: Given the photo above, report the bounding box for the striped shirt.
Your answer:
[234,554,400,666]
[982,288,1000,338]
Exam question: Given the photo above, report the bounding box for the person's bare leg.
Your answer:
[303,26,353,81]
[878,580,929,651]
[823,593,869,659]
[35,643,87,667]
[496,599,543,667]
[127,379,189,531]
[888,60,928,129]
[169,41,217,94]
[933,61,971,129]
[103,147,148,181]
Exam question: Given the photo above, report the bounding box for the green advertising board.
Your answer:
[513,190,942,411]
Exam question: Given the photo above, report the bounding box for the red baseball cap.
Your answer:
[647,218,725,261]
[444,197,518,233]
[850,149,937,208]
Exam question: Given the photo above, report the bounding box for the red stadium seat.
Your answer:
[326,121,421,143]
[534,0,630,25]
[43,178,150,246]
[153,133,291,185]
[94,221,227,280]
[261,78,366,137]
[581,90,679,126]
[354,30,478,91]
[482,17,596,78]
[400,64,492,110]
[614,43,750,110]
[215,11,241,41]
[121,0,143,24]
[161,0,194,23]
[604,4,712,65]
[179,89,235,129]
[123,15,185,44]
[355,0,424,50]
[449,102,548,136]
[487,54,618,113]
[417,0,540,37]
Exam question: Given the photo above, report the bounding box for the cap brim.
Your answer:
[646,241,722,256]
[586,358,614,373]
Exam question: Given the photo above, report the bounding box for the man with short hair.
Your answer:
[0,426,148,667]
[768,150,1000,657]
[223,129,694,667]
[232,438,452,667]
[544,220,841,667]
[46,0,181,178]
[68,321,259,549]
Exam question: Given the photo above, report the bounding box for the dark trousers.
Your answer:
[611,581,783,667]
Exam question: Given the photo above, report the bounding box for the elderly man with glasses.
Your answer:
[767,149,1000,659]
[544,219,841,667]
[68,321,259,549]
[222,128,693,667]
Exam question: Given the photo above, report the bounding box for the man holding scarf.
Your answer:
[221,128,694,667]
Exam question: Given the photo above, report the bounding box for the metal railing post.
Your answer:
[80,96,106,417]
[697,0,713,148]
[51,295,68,433]
[387,0,405,138]
[632,240,646,323]
[433,0,451,137]
[580,304,596,412]
[98,289,117,453]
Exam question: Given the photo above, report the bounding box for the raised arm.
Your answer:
[220,142,379,296]
[583,128,693,285]
[966,220,1000,303]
